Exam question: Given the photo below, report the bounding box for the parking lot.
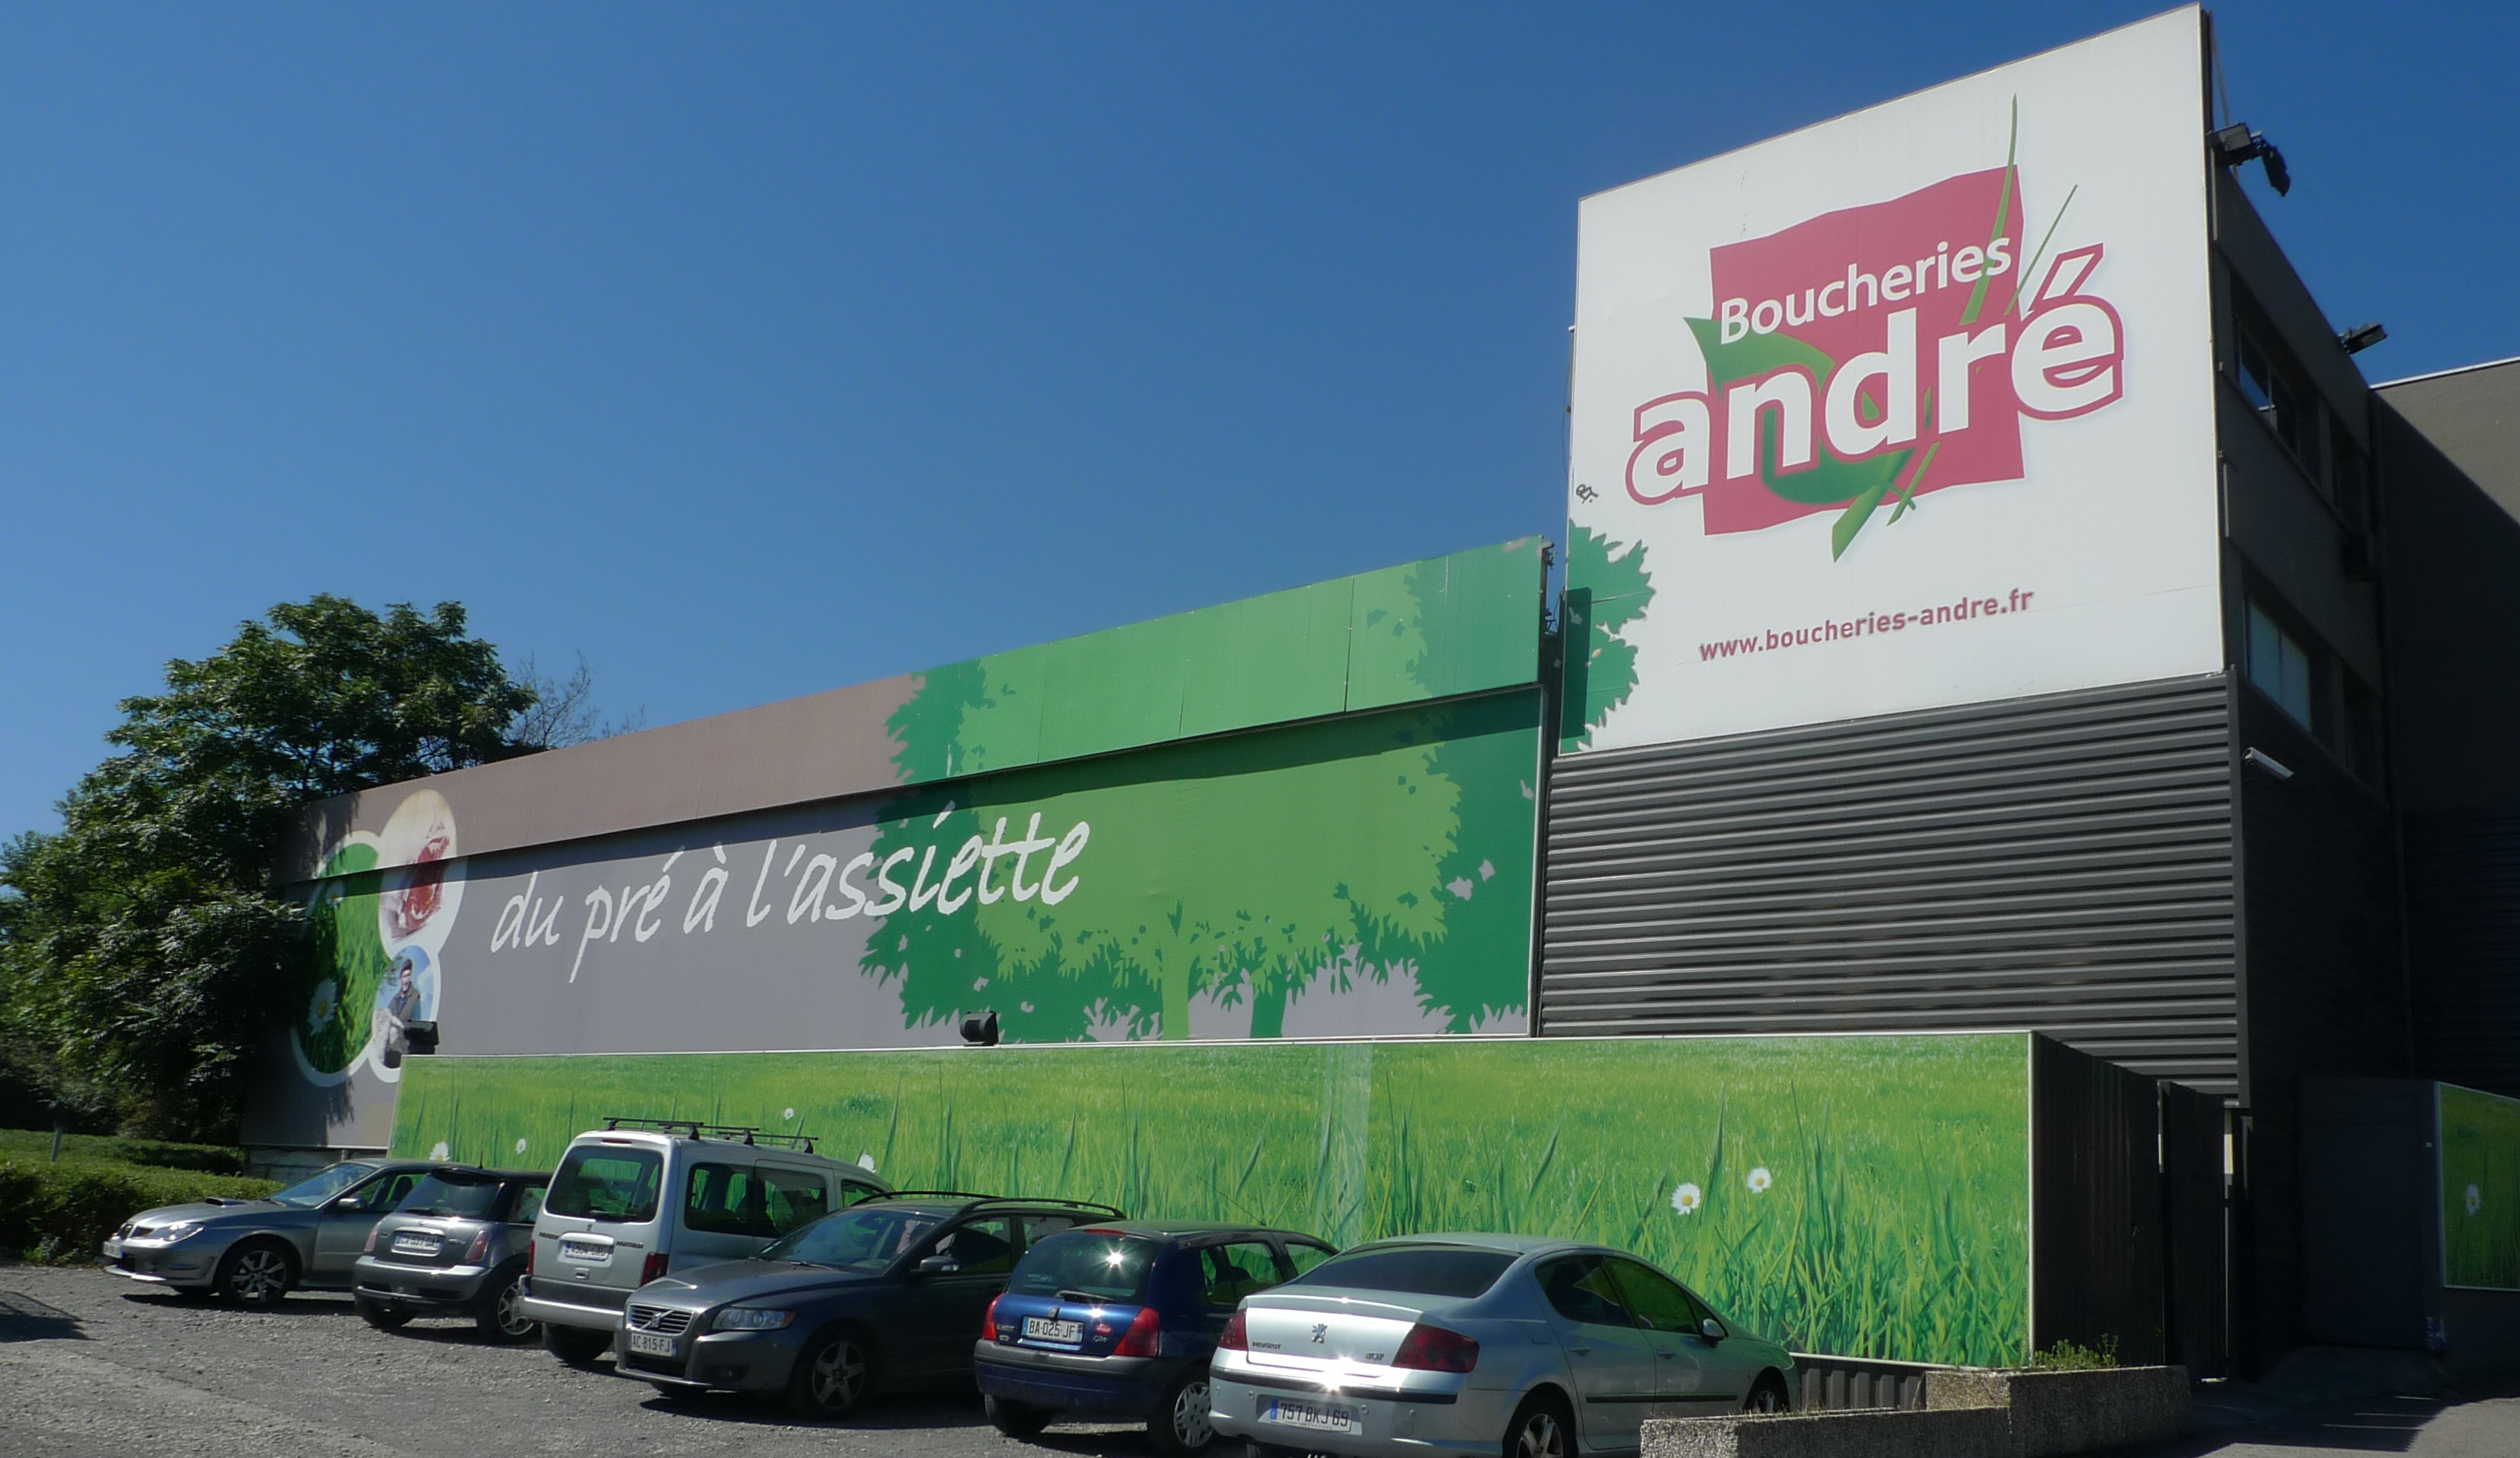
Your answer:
[0,1266,1146,1458]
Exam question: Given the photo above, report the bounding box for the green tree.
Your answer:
[0,597,538,1140]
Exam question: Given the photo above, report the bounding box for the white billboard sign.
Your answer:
[1564,8,2221,753]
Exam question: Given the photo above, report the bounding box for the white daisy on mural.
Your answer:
[1671,1183,1703,1215]
[514,1138,529,1154]
[1746,1167,1774,1194]
[307,982,339,1035]
[2467,1184,2484,1215]
[857,1152,878,1173]
[429,1141,450,1160]
[783,1107,797,1122]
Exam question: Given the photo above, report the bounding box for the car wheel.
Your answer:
[1744,1372,1791,1414]
[785,1328,875,1420]
[475,1269,537,1344]
[1147,1368,1216,1454]
[214,1241,297,1308]
[1501,1391,1573,1458]
[985,1392,1050,1438]
[355,1294,412,1331]
[543,1322,613,1366]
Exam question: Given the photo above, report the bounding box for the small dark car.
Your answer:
[975,1221,1337,1455]
[352,1167,549,1342]
[615,1191,1123,1419]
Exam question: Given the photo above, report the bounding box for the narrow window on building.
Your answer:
[2246,600,2315,730]
[2330,430,2373,534]
[2232,294,2329,500]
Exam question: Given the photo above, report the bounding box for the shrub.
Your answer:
[2027,1335,2121,1370]
[0,1157,278,1259]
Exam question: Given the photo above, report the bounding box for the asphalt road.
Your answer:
[5,1266,2515,1457]
[0,1266,1150,1458]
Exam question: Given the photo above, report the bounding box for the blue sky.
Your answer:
[2,2,2511,838]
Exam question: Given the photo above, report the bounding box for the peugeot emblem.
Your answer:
[1310,1323,1328,1344]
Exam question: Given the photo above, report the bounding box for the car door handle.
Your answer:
[1565,1343,1592,1356]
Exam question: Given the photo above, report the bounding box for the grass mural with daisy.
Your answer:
[391,1032,2029,1366]
[2440,1083,2520,1290]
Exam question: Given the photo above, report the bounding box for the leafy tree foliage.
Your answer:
[0,598,538,1139]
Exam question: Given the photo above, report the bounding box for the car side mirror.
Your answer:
[332,1196,364,1212]
[1700,1317,1726,1342]
[917,1256,961,1276]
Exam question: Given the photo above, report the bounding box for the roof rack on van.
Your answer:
[600,1117,817,1154]
[875,1189,1126,1218]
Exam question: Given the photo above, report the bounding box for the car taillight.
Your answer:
[363,1227,381,1254]
[466,1230,491,1263]
[1112,1305,1161,1357]
[1391,1322,1479,1373]
[525,1241,535,1274]
[642,1252,669,1285]
[1217,1310,1249,1351]
[982,1294,1002,1341]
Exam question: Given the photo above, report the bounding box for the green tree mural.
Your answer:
[862,565,1538,1042]
[1560,524,1655,752]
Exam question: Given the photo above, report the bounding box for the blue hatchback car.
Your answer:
[975,1221,1337,1454]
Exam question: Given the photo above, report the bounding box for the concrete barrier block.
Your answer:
[1924,1366,2192,1456]
[1642,1408,2012,1458]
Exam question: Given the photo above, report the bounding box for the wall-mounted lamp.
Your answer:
[402,1021,440,1055]
[959,1010,1001,1047]
[2244,747,2295,781]
[2338,322,2388,356]
[2211,122,2291,195]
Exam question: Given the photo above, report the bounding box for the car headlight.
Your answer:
[711,1307,795,1331]
[153,1221,204,1243]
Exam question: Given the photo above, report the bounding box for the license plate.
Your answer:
[102,1241,122,1259]
[1260,1397,1355,1433]
[1022,1316,1083,1344]
[391,1234,439,1256]
[627,1331,678,1357]
[558,1237,610,1262]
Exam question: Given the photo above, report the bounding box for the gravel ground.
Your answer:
[0,1266,1154,1458]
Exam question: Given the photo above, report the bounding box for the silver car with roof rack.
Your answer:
[1208,1233,1794,1458]
[517,1118,892,1365]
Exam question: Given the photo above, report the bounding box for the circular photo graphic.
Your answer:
[378,789,462,962]
[294,834,387,1083]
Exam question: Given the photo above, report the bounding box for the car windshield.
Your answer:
[398,1173,503,1219]
[759,1205,947,1273]
[1007,1230,1157,1303]
[269,1162,379,1209]
[1290,1246,1516,1299]
[546,1145,664,1223]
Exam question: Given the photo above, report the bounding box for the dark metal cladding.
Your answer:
[1537,674,2238,1091]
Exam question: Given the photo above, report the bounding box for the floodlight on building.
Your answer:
[2338,322,2388,356]
[959,1010,1001,1047]
[2244,748,2295,781]
[2211,122,2290,195]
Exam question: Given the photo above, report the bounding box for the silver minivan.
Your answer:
[517,1118,891,1363]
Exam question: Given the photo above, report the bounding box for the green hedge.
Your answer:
[0,1128,249,1176]
[0,1157,279,1260]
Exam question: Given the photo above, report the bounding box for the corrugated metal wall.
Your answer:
[1539,674,2239,1089]
[2406,810,2520,1100]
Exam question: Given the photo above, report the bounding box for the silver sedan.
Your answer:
[1208,1234,1793,1457]
[102,1160,450,1305]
